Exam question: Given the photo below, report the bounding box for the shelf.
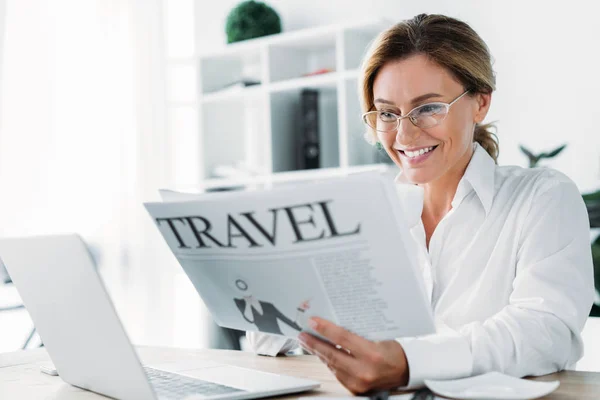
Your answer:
[199,20,385,59]
[269,72,339,93]
[201,85,263,104]
[202,72,343,101]
[264,70,359,94]
[343,69,360,80]
[268,24,338,49]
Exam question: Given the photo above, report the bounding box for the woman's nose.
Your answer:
[395,118,421,147]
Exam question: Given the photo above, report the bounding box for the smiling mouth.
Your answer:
[397,145,439,159]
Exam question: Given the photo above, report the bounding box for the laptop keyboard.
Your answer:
[145,367,246,399]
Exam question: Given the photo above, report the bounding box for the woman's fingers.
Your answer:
[308,317,375,358]
[299,318,410,392]
[299,332,361,376]
[298,341,314,355]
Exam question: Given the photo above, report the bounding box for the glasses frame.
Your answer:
[362,89,470,132]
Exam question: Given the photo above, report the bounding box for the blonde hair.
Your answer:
[360,14,499,163]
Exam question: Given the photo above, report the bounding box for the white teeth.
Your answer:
[404,146,435,158]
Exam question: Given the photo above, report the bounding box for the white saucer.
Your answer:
[424,372,559,400]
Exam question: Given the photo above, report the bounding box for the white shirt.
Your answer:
[246,142,595,387]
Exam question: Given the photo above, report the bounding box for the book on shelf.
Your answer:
[297,89,320,170]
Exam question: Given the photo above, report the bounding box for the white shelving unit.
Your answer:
[194,20,394,186]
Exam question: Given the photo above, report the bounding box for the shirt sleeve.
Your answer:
[246,331,299,356]
[397,174,595,388]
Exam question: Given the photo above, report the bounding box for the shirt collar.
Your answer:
[461,142,496,215]
[394,142,496,223]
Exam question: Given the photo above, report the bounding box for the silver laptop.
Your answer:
[0,234,320,400]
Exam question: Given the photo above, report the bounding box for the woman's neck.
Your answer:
[420,144,474,220]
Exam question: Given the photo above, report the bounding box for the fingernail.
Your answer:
[298,333,308,344]
[308,318,318,330]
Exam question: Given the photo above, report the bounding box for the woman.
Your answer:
[247,13,594,393]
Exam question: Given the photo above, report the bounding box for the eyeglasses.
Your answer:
[362,90,470,132]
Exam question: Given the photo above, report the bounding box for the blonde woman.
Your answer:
[247,14,594,393]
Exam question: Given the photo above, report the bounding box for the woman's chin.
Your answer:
[401,169,435,185]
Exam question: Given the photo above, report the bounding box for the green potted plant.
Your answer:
[519,144,567,168]
[225,1,282,44]
[583,190,600,317]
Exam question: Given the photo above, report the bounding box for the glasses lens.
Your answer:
[364,111,398,132]
[411,103,448,128]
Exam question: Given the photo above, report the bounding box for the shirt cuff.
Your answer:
[246,331,298,356]
[395,333,473,389]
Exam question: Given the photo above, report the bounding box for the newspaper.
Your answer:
[144,171,435,341]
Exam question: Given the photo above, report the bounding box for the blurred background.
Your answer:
[0,0,599,370]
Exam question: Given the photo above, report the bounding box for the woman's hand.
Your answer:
[298,317,409,394]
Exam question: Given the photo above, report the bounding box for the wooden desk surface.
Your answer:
[1,346,599,399]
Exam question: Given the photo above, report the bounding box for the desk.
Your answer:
[1,346,599,399]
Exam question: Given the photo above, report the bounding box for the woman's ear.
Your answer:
[474,92,492,123]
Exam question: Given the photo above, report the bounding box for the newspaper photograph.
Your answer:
[144,172,435,341]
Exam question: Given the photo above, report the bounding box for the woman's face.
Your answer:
[372,54,490,184]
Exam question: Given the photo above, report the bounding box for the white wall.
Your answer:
[196,0,600,191]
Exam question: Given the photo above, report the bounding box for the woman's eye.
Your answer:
[415,104,443,115]
[378,111,397,121]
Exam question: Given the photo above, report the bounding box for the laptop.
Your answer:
[0,234,320,400]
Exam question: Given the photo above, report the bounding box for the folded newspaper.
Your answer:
[144,171,435,341]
